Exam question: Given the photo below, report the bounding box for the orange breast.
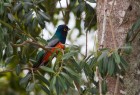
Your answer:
[41,42,65,64]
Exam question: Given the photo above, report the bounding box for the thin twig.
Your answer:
[85,15,95,58]
[109,0,117,48]
[11,40,67,56]
[108,0,120,94]
[85,32,88,57]
[31,68,35,84]
[58,0,65,22]
[11,40,48,51]
[100,0,107,47]
[114,74,119,95]
[14,26,37,42]
[96,67,103,95]
[0,69,14,73]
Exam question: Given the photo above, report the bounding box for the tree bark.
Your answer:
[97,0,140,95]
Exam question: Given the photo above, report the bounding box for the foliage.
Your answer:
[1,0,139,95]
[0,0,97,94]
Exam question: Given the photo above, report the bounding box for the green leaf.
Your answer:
[69,58,81,72]
[15,64,21,76]
[60,72,74,88]
[40,66,55,73]
[70,0,77,7]
[38,11,50,21]
[0,1,4,15]
[78,0,83,3]
[50,76,56,92]
[123,43,132,54]
[13,2,22,12]
[131,18,140,31]
[55,77,63,95]
[113,51,120,64]
[19,73,32,85]
[120,56,128,70]
[37,13,45,28]
[63,66,79,77]
[86,0,96,3]
[102,80,107,94]
[62,50,78,60]
[84,63,93,80]
[107,56,115,75]
[60,72,73,83]
[97,51,107,62]
[38,84,50,94]
[23,2,33,11]
[75,2,85,17]
[36,74,49,86]
[126,18,140,42]
[36,37,48,45]
[7,43,13,55]
[4,3,12,7]
[90,87,98,94]
[89,57,97,68]
[26,83,35,91]
[5,55,15,66]
[51,76,56,86]
[32,18,38,30]
[102,56,108,75]
[35,0,45,4]
[126,30,132,42]
[8,13,15,22]
[24,11,33,25]
[98,59,103,74]
[58,76,67,90]
[0,19,13,30]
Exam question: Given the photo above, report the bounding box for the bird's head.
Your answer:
[57,24,70,33]
[55,24,70,43]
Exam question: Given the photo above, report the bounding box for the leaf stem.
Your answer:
[96,67,103,95]
[58,0,66,23]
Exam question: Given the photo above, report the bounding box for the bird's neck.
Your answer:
[55,31,67,44]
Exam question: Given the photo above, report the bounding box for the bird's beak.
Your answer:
[68,28,70,31]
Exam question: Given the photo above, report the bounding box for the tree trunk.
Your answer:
[97,0,140,95]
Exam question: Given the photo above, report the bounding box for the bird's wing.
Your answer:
[33,50,45,68]
[33,36,60,68]
[47,37,59,47]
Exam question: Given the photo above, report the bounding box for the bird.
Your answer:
[33,24,70,69]
[19,25,70,85]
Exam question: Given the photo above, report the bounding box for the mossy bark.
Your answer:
[97,0,140,94]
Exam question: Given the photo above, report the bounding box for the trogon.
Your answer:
[33,24,70,69]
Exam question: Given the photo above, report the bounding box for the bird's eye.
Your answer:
[64,28,67,31]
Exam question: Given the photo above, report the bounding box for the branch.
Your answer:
[114,74,120,95]
[14,27,37,42]
[0,69,13,73]
[12,40,67,54]
[100,0,107,47]
[0,67,31,74]
[11,40,48,51]
[85,15,95,58]
[85,32,88,57]
[96,67,103,95]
